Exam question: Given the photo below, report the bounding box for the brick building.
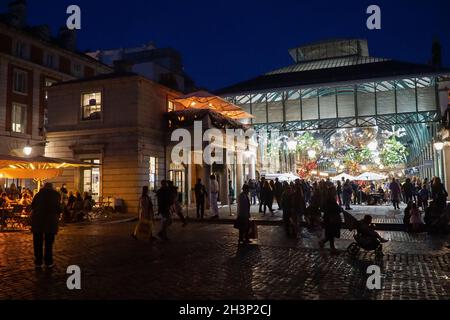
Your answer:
[0,0,111,161]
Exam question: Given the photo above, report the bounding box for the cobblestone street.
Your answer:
[1,219,449,300]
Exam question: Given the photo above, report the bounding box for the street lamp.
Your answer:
[23,145,32,156]
[434,141,445,180]
[434,142,444,151]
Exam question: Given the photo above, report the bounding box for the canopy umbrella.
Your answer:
[355,172,388,181]
[172,91,254,120]
[277,173,301,182]
[0,154,99,190]
[331,173,356,181]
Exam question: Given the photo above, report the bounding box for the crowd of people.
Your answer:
[232,175,450,253]
[0,183,34,209]
[2,173,449,267]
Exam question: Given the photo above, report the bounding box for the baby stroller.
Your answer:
[343,211,384,257]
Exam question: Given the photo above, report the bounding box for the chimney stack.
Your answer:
[431,37,442,68]
[58,26,77,52]
[8,0,27,29]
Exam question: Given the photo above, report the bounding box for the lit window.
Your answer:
[168,100,175,112]
[149,157,158,190]
[44,79,57,101]
[13,69,27,94]
[14,41,28,59]
[12,103,27,133]
[81,92,102,121]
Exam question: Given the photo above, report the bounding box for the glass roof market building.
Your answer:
[217,39,450,184]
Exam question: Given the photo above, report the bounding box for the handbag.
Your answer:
[136,218,153,239]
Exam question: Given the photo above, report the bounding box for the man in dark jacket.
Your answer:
[194,179,206,219]
[156,180,173,240]
[31,183,62,268]
[274,178,283,210]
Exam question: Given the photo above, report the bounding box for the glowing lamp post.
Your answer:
[23,145,32,156]
[434,141,445,181]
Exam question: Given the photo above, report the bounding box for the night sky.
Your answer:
[2,0,449,90]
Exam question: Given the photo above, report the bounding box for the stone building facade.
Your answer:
[45,73,179,213]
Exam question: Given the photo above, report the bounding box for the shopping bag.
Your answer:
[248,220,258,239]
[136,219,153,240]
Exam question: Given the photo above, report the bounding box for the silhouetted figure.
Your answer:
[235,184,251,244]
[31,183,62,268]
[195,179,206,219]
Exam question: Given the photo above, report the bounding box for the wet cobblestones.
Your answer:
[0,222,449,300]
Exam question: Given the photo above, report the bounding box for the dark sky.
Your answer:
[2,0,450,90]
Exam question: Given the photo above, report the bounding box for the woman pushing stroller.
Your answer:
[356,215,389,256]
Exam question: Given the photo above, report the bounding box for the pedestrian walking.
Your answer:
[31,183,62,268]
[195,179,206,219]
[342,180,353,210]
[389,178,401,210]
[319,186,342,254]
[274,178,283,210]
[261,180,274,215]
[234,184,251,244]
[132,186,156,241]
[258,177,265,213]
[168,181,187,226]
[209,174,220,219]
[431,177,448,211]
[336,180,342,206]
[156,180,173,240]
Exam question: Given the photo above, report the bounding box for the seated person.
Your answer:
[72,192,86,221]
[18,192,32,207]
[356,215,389,250]
[67,191,76,209]
[0,193,12,207]
[83,192,94,212]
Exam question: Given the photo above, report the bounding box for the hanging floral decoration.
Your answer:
[380,136,409,167]
[297,161,318,178]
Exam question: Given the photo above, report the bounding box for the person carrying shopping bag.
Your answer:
[132,186,156,241]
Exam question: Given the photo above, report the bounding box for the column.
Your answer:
[249,157,256,180]
[203,164,211,210]
[220,168,229,205]
[236,162,243,197]
[444,146,450,200]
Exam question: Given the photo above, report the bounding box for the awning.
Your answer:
[172,91,254,120]
[354,172,388,181]
[331,173,356,181]
[0,155,98,180]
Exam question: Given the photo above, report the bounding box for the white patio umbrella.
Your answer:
[355,172,388,181]
[331,173,356,181]
[278,173,300,182]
